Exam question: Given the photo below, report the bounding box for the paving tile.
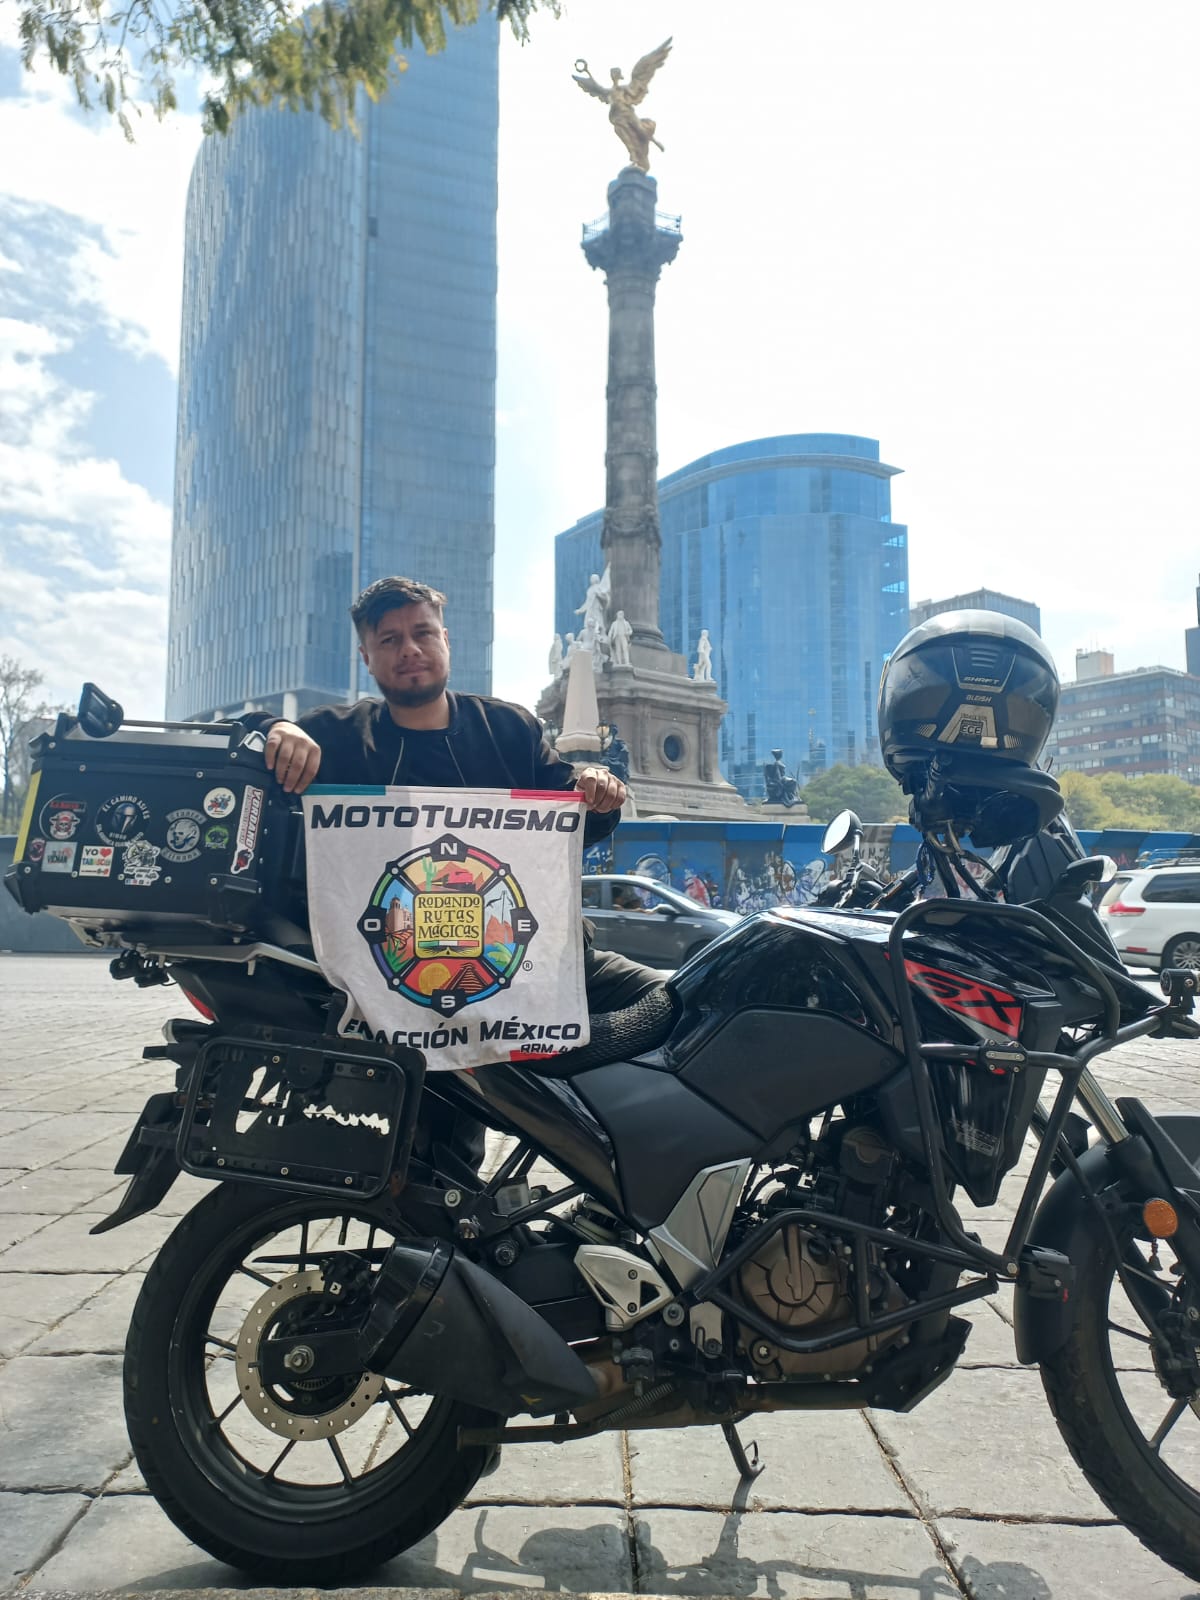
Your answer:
[0,1271,114,1359]
[0,1490,90,1584]
[0,1213,56,1252]
[0,1209,171,1272]
[23,1493,245,1592]
[955,1303,1021,1367]
[0,1111,131,1171]
[635,1508,953,1599]
[0,1111,53,1137]
[377,1504,634,1594]
[29,1271,144,1354]
[465,1430,624,1505]
[869,1367,1109,1520]
[0,1354,131,1490]
[940,1515,1199,1598]
[628,1412,910,1513]
[0,1166,124,1214]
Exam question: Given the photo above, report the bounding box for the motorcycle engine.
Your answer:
[735,1223,905,1377]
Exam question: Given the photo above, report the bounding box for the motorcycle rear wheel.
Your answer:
[1041,1202,1200,1581]
[124,1179,499,1583]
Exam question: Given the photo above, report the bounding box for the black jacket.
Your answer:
[250,694,619,848]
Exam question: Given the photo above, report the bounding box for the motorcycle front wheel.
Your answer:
[1041,1194,1200,1581]
[124,1179,499,1583]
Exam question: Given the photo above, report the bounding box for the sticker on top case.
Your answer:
[79,845,114,877]
[162,809,205,863]
[96,794,150,846]
[203,786,236,820]
[42,841,76,873]
[39,794,86,841]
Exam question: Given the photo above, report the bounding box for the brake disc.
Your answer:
[234,1269,383,1440]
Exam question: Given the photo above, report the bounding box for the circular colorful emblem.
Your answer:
[357,833,539,1017]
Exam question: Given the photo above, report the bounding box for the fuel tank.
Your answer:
[661,909,907,1143]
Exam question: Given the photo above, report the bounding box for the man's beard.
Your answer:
[380,672,449,708]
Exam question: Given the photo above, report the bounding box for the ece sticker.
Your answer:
[162,809,205,864]
[231,785,264,876]
[42,841,77,873]
[39,794,86,841]
[79,845,114,877]
[203,787,236,819]
[122,839,161,886]
[96,794,151,846]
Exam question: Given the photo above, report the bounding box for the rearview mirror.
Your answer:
[1053,856,1116,897]
[822,809,862,857]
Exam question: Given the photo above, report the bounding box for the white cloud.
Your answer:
[0,315,170,715]
[0,62,201,372]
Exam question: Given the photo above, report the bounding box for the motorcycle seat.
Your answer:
[523,984,678,1077]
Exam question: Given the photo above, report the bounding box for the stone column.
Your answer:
[582,168,681,657]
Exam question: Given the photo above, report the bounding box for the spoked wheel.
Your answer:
[1041,1201,1200,1580]
[124,1181,499,1583]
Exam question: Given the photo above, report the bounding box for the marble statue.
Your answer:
[693,629,713,683]
[575,565,611,641]
[573,39,672,173]
[763,748,800,809]
[565,631,580,658]
[608,609,633,667]
[549,633,564,680]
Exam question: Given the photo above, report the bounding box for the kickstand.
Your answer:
[721,1421,765,1483]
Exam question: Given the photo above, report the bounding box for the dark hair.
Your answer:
[351,577,446,638]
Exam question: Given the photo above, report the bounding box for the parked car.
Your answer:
[581,873,741,967]
[1098,862,1200,972]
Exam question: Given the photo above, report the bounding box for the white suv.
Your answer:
[1099,863,1200,972]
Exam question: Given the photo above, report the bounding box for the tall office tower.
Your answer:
[1186,573,1200,678]
[166,21,498,720]
[910,587,1041,637]
[555,434,909,799]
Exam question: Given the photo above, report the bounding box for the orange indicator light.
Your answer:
[1143,1199,1179,1239]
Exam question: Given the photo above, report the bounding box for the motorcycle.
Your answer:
[10,695,1200,1585]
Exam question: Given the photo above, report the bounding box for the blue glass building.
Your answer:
[167,22,498,720]
[555,434,909,799]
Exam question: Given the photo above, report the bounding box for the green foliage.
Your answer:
[1059,769,1200,833]
[0,656,54,833]
[797,762,908,826]
[11,0,557,138]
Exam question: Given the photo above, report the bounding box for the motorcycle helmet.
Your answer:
[878,610,1063,845]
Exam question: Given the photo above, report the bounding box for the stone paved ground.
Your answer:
[5,955,1200,1599]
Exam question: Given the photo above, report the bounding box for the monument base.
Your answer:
[758,801,812,821]
[538,657,752,822]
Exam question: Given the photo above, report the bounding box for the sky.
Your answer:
[1,1,1198,721]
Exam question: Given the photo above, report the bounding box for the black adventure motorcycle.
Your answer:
[10,618,1200,1586]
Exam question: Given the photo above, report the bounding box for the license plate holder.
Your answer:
[177,1027,424,1198]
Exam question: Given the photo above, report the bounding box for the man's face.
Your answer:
[360,602,451,707]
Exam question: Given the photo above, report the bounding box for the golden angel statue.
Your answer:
[573,39,673,173]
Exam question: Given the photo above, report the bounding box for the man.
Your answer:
[253,576,664,1158]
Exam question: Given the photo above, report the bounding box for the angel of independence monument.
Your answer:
[538,40,748,819]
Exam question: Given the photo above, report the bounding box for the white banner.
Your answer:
[302,786,590,1069]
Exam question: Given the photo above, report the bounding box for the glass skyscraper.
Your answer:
[167,22,498,721]
[555,434,909,799]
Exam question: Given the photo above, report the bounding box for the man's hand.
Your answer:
[264,721,321,794]
[575,765,626,813]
